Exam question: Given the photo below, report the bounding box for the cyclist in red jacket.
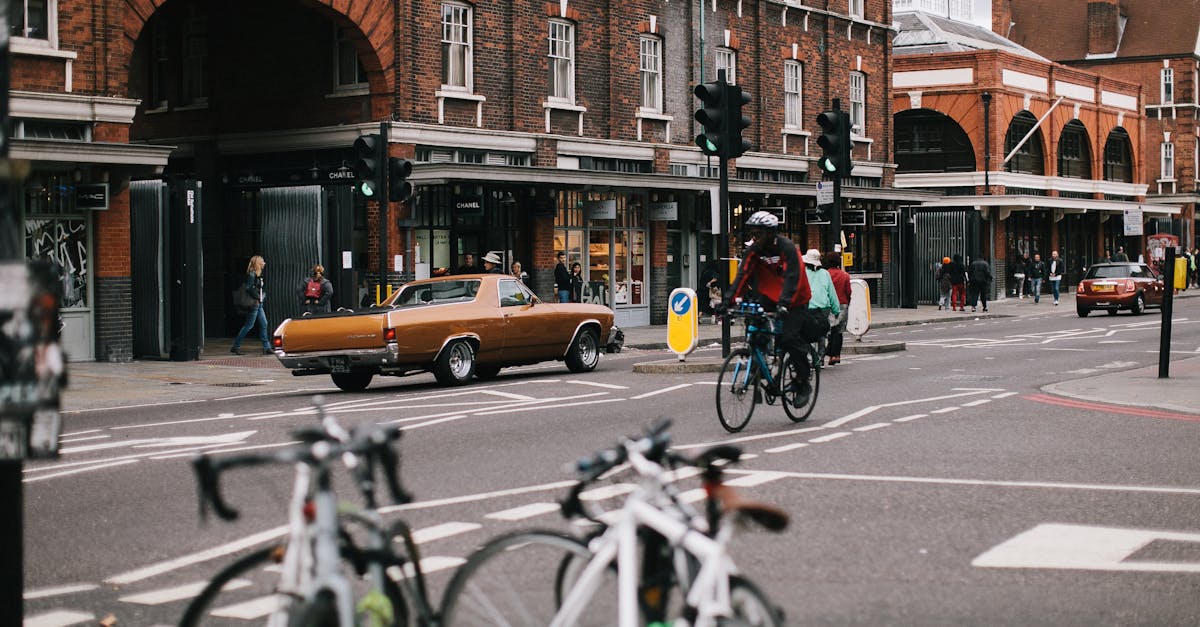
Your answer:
[724,210,814,404]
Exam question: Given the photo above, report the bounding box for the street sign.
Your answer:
[666,288,698,359]
[846,279,871,337]
[816,181,833,205]
[1123,206,1143,236]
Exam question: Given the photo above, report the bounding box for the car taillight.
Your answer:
[1076,284,1084,294]
[272,336,283,349]
[1124,279,1135,292]
[384,328,396,342]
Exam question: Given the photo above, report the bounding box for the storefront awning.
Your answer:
[914,194,1180,216]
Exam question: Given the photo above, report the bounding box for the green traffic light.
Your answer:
[359,181,376,197]
[818,156,838,173]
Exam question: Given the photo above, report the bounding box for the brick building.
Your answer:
[1008,0,1200,252]
[11,0,929,362]
[890,0,1172,305]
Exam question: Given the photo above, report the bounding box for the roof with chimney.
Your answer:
[893,9,1049,61]
[1008,0,1200,61]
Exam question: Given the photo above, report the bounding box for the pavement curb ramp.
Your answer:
[632,340,904,373]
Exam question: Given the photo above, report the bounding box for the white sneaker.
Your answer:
[1054,301,1059,306]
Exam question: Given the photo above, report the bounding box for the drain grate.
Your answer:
[209,382,263,388]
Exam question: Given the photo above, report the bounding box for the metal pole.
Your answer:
[982,92,991,194]
[1158,246,1176,378]
[717,71,731,358]
[378,121,390,300]
[830,98,843,251]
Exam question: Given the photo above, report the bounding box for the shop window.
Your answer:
[21,175,88,309]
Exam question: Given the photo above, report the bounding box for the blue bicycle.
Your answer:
[716,301,819,432]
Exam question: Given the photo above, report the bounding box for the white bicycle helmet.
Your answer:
[745,210,779,230]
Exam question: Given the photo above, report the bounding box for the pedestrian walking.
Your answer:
[231,255,272,355]
[1012,254,1029,298]
[554,252,571,303]
[934,256,952,310]
[946,254,968,311]
[968,256,993,312]
[1047,250,1064,305]
[299,264,333,315]
[823,252,852,366]
[1111,246,1129,262]
[1191,247,1199,287]
[803,249,840,366]
[482,251,504,274]
[569,262,584,302]
[1027,253,1046,303]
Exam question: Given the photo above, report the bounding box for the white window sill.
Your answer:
[1157,178,1177,183]
[782,127,810,136]
[437,89,486,103]
[635,109,671,121]
[543,100,586,112]
[326,86,369,99]
[851,133,873,144]
[10,39,77,60]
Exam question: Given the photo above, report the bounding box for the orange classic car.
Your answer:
[271,274,621,391]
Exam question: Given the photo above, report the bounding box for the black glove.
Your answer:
[776,304,789,317]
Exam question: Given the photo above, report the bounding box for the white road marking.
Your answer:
[694,381,720,385]
[744,469,1200,496]
[809,432,852,443]
[478,390,537,401]
[23,584,99,600]
[579,483,637,501]
[56,435,110,443]
[671,426,826,450]
[378,480,578,515]
[992,392,1019,399]
[852,423,891,432]
[106,526,289,585]
[60,429,101,437]
[23,459,139,483]
[148,440,299,461]
[64,399,207,414]
[394,556,467,579]
[930,407,960,414]
[973,523,1200,573]
[400,415,470,431]
[474,397,624,416]
[214,388,318,402]
[764,442,809,453]
[411,521,481,544]
[1097,340,1136,344]
[486,502,561,521]
[119,579,251,605]
[567,380,629,389]
[725,471,790,487]
[962,399,992,407]
[133,431,257,449]
[630,384,692,400]
[22,610,95,627]
[893,414,926,422]
[211,594,282,619]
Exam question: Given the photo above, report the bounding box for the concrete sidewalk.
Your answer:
[60,290,1200,416]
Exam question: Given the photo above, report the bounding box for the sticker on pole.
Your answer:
[667,288,698,359]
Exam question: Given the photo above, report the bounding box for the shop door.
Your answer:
[260,186,324,327]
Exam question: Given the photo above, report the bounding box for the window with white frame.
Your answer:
[441,2,472,90]
[548,20,575,102]
[181,7,208,106]
[639,35,662,112]
[849,71,866,134]
[1161,67,1174,104]
[784,61,803,128]
[9,0,50,41]
[335,26,368,89]
[715,48,736,84]
[1161,142,1175,180]
[849,0,864,18]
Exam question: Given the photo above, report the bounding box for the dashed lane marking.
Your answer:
[23,610,95,627]
[962,399,992,407]
[119,579,250,605]
[411,521,481,544]
[764,442,809,454]
[486,502,561,521]
[23,584,99,600]
[852,423,891,432]
[973,523,1200,573]
[211,594,282,620]
[567,380,629,390]
[809,432,852,443]
[893,414,926,422]
[630,384,693,400]
[930,407,961,414]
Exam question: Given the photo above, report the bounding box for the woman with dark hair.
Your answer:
[569,262,584,302]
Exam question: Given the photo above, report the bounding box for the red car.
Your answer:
[1075,262,1166,317]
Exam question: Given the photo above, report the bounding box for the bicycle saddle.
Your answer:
[706,483,790,532]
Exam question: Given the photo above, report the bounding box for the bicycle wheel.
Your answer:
[716,348,759,433]
[440,529,617,626]
[780,348,819,422]
[717,575,785,627]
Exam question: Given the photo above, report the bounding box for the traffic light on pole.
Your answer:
[816,110,851,177]
[725,84,752,158]
[352,133,383,197]
[387,157,413,203]
[694,80,725,157]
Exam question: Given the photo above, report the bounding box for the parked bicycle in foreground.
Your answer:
[438,419,788,626]
[182,397,439,626]
[716,300,820,432]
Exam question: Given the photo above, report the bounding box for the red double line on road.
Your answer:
[1025,393,1200,422]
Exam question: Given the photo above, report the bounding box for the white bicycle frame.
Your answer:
[550,448,740,627]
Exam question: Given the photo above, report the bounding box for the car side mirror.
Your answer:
[530,295,540,305]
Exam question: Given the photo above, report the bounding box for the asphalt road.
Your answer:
[22,301,1200,626]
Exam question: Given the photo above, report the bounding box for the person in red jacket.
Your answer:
[822,252,852,366]
[724,211,814,402]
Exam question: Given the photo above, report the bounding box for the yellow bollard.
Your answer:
[1175,257,1188,290]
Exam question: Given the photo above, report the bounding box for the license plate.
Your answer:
[328,356,351,374]
[1091,284,1115,293]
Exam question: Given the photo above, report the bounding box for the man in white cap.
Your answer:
[482,251,504,274]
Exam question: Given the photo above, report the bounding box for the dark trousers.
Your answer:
[968,282,989,309]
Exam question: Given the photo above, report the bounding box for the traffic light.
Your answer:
[352,133,383,197]
[816,110,851,177]
[725,84,752,158]
[694,80,724,156]
[387,157,413,202]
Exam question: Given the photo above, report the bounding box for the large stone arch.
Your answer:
[115,0,394,115]
[894,108,977,173]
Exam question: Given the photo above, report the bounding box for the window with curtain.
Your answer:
[849,71,866,134]
[548,20,575,102]
[441,2,472,90]
[639,35,662,111]
[1161,68,1174,104]
[1161,142,1175,180]
[784,61,802,128]
[715,48,736,84]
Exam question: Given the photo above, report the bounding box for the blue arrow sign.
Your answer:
[671,292,691,315]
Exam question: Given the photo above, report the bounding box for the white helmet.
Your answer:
[745,210,779,229]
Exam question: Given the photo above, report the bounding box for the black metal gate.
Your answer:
[260,186,324,327]
[912,209,979,305]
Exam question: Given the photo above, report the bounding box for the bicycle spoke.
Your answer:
[716,349,757,432]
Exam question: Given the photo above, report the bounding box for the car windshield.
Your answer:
[1085,265,1150,279]
[390,280,481,306]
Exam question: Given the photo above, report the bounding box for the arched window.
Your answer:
[1057,120,1091,179]
[1004,111,1045,175]
[894,109,976,173]
[1103,128,1132,183]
